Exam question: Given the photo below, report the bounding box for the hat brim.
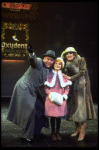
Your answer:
[65,48,77,54]
[43,54,56,59]
[63,51,77,56]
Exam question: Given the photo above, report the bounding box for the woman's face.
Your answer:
[54,61,62,72]
[65,52,75,60]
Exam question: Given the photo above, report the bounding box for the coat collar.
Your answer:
[44,69,72,88]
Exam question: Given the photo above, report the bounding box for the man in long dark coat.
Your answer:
[7,44,56,142]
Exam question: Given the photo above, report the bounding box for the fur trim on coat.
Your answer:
[44,69,72,88]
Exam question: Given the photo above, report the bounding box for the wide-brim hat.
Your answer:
[43,50,56,59]
[64,47,77,54]
[61,47,77,59]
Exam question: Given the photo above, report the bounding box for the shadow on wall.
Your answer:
[1,59,30,97]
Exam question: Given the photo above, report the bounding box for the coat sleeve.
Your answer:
[63,85,70,95]
[70,57,86,81]
[62,75,70,96]
[44,86,51,96]
[62,85,70,100]
[27,52,37,68]
[28,52,43,69]
[7,81,36,129]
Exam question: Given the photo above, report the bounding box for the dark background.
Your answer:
[5,29,26,43]
[1,2,98,103]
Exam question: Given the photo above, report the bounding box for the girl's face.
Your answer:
[54,61,62,72]
[65,52,75,60]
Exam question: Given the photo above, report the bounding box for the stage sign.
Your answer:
[1,2,32,11]
[1,22,29,59]
[1,2,38,20]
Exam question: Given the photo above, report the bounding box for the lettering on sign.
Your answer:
[1,42,28,58]
[1,2,32,11]
[1,42,28,49]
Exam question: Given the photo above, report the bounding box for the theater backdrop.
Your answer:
[1,2,98,103]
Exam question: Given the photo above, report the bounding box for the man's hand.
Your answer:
[27,44,34,53]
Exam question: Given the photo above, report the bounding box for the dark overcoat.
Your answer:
[7,53,49,130]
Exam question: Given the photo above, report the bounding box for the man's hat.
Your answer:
[43,50,56,59]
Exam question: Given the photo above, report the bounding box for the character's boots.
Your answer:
[51,132,57,141]
[71,122,80,137]
[78,121,86,141]
[56,130,62,140]
[56,118,62,140]
[50,117,57,141]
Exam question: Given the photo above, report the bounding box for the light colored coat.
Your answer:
[64,55,97,122]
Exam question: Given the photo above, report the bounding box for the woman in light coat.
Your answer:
[61,47,97,141]
[44,57,72,141]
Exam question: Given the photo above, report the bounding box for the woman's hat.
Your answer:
[64,47,77,54]
[61,47,77,59]
[43,50,56,59]
[55,57,64,69]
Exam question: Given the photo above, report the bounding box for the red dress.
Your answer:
[44,70,71,118]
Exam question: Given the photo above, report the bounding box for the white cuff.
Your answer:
[66,81,72,86]
[49,92,54,102]
[44,81,50,87]
[63,94,68,100]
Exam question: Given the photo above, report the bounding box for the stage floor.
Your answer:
[1,99,98,147]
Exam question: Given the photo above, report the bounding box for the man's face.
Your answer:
[43,56,55,68]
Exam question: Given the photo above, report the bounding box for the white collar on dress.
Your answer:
[44,69,72,88]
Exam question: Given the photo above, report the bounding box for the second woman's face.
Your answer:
[65,52,75,60]
[54,61,62,71]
